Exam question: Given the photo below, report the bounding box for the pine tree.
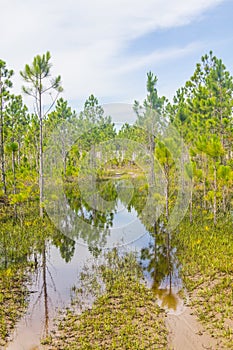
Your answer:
[20,52,63,217]
[0,60,13,195]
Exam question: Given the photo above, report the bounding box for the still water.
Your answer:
[5,179,184,350]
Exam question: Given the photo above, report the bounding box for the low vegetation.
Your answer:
[175,217,233,349]
[43,251,168,349]
[0,266,29,346]
[0,50,233,348]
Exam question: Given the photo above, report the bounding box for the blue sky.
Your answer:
[2,0,233,112]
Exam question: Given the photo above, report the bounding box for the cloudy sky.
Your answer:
[2,0,233,111]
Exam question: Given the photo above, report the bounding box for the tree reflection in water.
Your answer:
[66,176,180,313]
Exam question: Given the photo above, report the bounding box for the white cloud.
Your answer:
[1,0,225,106]
[115,42,203,74]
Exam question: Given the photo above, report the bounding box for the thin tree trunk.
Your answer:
[190,188,193,223]
[222,186,226,213]
[150,135,155,186]
[35,137,39,172]
[42,243,49,336]
[166,230,172,294]
[152,222,158,290]
[12,149,18,219]
[213,162,217,226]
[12,150,16,195]
[64,156,66,176]
[3,230,8,269]
[61,136,67,176]
[203,177,207,210]
[202,155,207,210]
[0,74,6,195]
[39,89,44,218]
[165,178,169,220]
[165,164,169,221]
[17,140,21,167]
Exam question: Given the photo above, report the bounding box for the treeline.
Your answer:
[0,53,115,216]
[0,51,232,225]
[119,52,233,225]
[118,53,233,225]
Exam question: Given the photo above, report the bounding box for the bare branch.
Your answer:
[44,91,61,117]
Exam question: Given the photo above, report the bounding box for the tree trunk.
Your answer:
[222,186,226,213]
[165,164,169,221]
[202,155,207,210]
[12,150,18,219]
[203,177,207,210]
[190,188,193,223]
[17,139,21,167]
[3,230,8,269]
[63,156,67,176]
[213,162,217,226]
[150,135,155,186]
[42,243,49,336]
[12,150,16,195]
[0,75,6,195]
[166,230,172,294]
[39,90,44,218]
[152,222,158,290]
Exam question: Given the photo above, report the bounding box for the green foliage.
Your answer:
[0,267,29,346]
[46,251,168,349]
[0,59,14,194]
[0,51,232,225]
[174,218,233,348]
[0,50,233,347]
[169,51,233,224]
[20,51,63,99]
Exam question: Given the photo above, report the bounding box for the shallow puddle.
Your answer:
[5,179,185,349]
[153,287,185,315]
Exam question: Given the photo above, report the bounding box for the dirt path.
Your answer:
[166,307,220,350]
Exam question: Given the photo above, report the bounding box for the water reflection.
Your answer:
[66,177,183,312]
[2,176,183,349]
[139,219,182,313]
[155,288,179,311]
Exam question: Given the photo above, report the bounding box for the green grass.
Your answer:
[0,267,29,346]
[174,217,233,349]
[45,251,168,349]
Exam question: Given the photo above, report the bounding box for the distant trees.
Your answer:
[5,95,30,198]
[134,72,167,185]
[0,51,232,226]
[78,94,116,150]
[0,60,13,194]
[169,51,233,224]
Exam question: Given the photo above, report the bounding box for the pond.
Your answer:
[4,177,184,350]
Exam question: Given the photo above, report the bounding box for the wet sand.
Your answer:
[166,307,220,350]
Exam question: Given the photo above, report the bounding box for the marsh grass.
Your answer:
[0,266,29,346]
[174,217,233,349]
[0,203,60,346]
[44,250,168,349]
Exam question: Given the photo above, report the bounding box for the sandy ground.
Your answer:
[166,307,220,350]
[4,306,221,350]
